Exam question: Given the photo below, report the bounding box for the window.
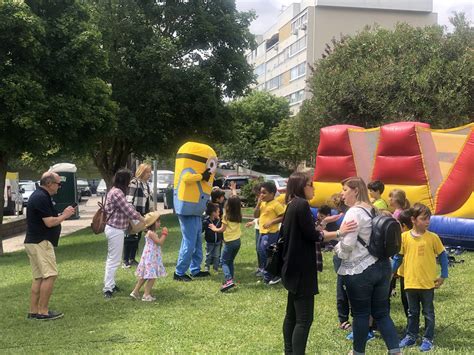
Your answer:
[286,89,305,105]
[288,36,307,57]
[266,57,278,72]
[290,62,306,80]
[266,75,281,91]
[254,63,265,77]
[291,12,308,34]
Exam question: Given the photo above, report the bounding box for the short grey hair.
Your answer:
[40,172,58,186]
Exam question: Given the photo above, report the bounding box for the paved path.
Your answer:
[3,195,172,254]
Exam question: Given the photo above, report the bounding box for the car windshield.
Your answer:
[77,180,88,186]
[20,183,36,191]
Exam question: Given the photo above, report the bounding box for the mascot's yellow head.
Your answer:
[174,142,217,201]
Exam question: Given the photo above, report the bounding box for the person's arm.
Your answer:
[148,227,168,245]
[245,219,255,228]
[254,197,263,218]
[262,216,283,230]
[181,169,211,183]
[392,254,404,273]
[209,221,226,233]
[230,181,237,196]
[435,251,449,288]
[42,206,76,228]
[322,220,357,242]
[114,191,144,222]
[295,200,324,242]
[334,209,361,259]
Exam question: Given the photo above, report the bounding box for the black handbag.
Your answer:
[264,234,284,276]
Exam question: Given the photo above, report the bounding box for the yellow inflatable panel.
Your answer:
[308,181,343,207]
[382,184,434,212]
[446,192,474,218]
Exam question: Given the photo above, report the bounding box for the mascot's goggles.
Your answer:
[176,153,218,174]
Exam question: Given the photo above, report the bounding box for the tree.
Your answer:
[88,0,256,186]
[264,116,309,171]
[300,15,473,154]
[0,0,114,254]
[220,91,290,169]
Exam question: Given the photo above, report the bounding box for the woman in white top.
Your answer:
[335,177,400,355]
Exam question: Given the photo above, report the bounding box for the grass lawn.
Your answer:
[1,213,473,353]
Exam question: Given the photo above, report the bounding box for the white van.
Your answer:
[150,170,174,201]
[4,172,24,215]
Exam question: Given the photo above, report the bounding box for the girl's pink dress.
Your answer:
[136,233,167,279]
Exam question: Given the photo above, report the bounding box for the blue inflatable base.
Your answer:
[429,215,474,250]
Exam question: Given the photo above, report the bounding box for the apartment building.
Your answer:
[247,0,437,115]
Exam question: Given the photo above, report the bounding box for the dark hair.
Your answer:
[224,195,242,223]
[398,209,413,229]
[206,201,219,216]
[367,180,385,194]
[113,168,132,194]
[409,202,432,219]
[261,181,277,195]
[211,188,225,203]
[285,172,311,204]
[318,204,332,216]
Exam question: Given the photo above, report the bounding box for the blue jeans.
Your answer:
[205,241,222,271]
[175,215,203,276]
[259,232,280,281]
[221,239,241,281]
[406,289,435,341]
[342,259,400,354]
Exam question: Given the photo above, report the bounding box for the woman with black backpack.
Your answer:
[334,177,400,355]
[123,163,153,268]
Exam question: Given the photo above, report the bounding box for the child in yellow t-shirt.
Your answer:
[392,203,449,352]
[209,195,243,292]
[254,181,285,285]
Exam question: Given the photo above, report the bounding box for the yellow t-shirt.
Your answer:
[222,216,241,242]
[400,230,445,290]
[259,199,286,234]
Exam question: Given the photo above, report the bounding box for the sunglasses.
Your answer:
[52,182,62,187]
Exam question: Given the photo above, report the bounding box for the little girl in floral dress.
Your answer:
[130,212,168,301]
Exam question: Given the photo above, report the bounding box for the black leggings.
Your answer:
[283,291,314,355]
[123,232,142,262]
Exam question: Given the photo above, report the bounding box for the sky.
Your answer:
[236,0,473,34]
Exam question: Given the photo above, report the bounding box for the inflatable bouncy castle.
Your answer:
[310,122,474,249]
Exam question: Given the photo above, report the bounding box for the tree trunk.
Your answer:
[0,152,8,256]
[91,138,131,189]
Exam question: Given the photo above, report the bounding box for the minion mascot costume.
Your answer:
[173,142,217,281]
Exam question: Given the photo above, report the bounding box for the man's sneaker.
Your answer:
[420,338,433,352]
[130,259,139,266]
[122,262,131,269]
[255,270,264,278]
[268,277,281,285]
[112,285,121,293]
[36,311,64,321]
[27,313,37,319]
[173,273,193,282]
[204,266,210,272]
[104,291,113,299]
[399,335,417,348]
[220,279,235,292]
[192,271,211,278]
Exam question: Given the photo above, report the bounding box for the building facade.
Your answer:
[247,0,437,115]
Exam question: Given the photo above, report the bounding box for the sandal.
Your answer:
[339,321,352,331]
[141,295,156,302]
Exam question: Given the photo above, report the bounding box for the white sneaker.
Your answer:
[268,277,281,285]
[129,292,140,300]
[142,295,156,302]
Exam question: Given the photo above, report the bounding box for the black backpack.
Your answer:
[357,208,401,259]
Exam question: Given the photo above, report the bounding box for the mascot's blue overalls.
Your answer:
[173,142,217,279]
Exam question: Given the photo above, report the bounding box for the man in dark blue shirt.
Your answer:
[24,172,76,320]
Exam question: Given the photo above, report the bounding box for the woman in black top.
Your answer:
[281,172,356,354]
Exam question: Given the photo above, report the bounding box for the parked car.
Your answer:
[218,160,233,169]
[77,179,92,197]
[213,175,255,199]
[263,174,287,194]
[4,172,23,215]
[19,181,37,207]
[149,170,174,202]
[96,179,107,196]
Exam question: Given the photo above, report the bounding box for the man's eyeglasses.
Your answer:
[52,182,62,187]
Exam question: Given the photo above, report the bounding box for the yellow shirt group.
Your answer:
[259,199,286,234]
[400,230,445,290]
[222,216,241,242]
